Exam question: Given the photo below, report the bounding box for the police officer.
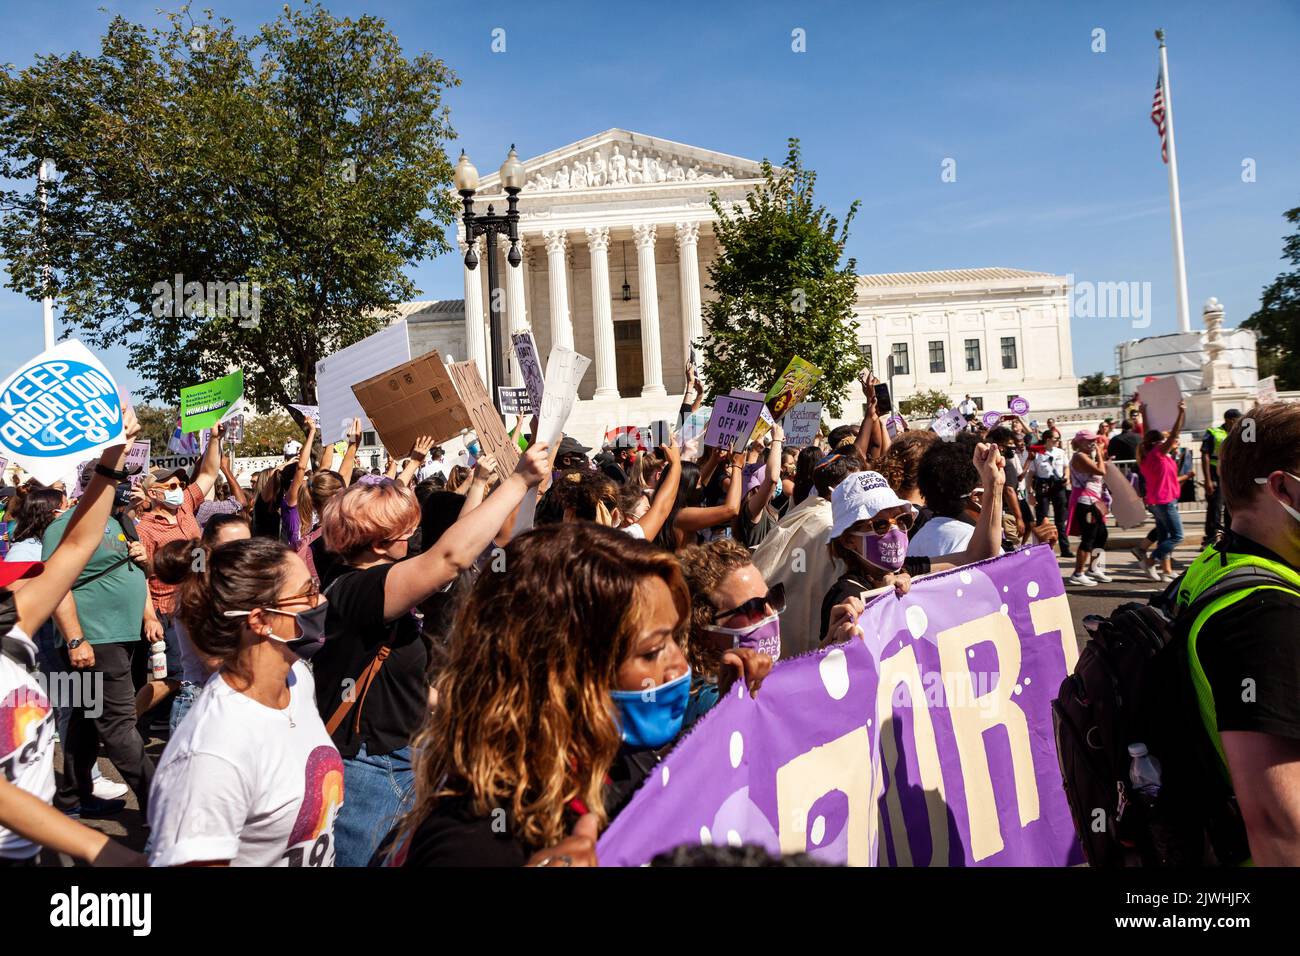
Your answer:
[1199,408,1241,545]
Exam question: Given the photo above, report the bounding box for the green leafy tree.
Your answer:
[899,389,951,419]
[0,2,458,408]
[1078,372,1119,397]
[134,404,180,450]
[239,412,301,457]
[699,138,862,416]
[1242,205,1300,390]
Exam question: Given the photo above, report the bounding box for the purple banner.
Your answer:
[598,545,1083,866]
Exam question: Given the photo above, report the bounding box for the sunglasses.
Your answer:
[852,511,916,538]
[713,582,786,624]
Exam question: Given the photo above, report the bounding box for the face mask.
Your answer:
[1275,472,1300,526]
[161,488,185,508]
[610,667,692,749]
[860,526,909,571]
[226,601,328,660]
[705,612,781,662]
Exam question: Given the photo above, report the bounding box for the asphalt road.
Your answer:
[49,513,1214,862]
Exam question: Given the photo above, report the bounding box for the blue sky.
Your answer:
[1,0,1297,395]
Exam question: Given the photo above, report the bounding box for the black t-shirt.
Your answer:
[818,559,932,643]
[396,794,534,867]
[1108,431,1140,463]
[1195,533,1300,741]
[312,563,431,758]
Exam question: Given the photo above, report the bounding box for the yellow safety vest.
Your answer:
[1177,545,1300,778]
[1205,426,1228,469]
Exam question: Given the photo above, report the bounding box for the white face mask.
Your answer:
[161,488,185,508]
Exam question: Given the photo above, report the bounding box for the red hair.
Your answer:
[321,481,421,561]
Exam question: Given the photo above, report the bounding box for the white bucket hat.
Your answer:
[828,470,914,541]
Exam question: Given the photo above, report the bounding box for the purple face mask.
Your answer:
[859,526,909,572]
[705,613,781,662]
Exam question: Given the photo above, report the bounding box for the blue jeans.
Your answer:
[1147,502,1185,562]
[335,744,414,867]
[169,682,203,734]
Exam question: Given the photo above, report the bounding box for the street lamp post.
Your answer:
[454,146,525,411]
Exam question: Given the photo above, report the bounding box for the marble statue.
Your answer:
[588,151,606,187]
[669,158,686,181]
[610,144,627,185]
[554,164,570,190]
[628,149,643,185]
[571,160,588,189]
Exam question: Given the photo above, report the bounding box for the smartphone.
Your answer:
[873,382,893,415]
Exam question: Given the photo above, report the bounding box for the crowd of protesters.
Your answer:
[3,373,1299,867]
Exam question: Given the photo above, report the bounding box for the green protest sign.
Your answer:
[179,370,245,433]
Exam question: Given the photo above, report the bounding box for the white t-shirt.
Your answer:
[5,539,43,563]
[0,626,56,860]
[1032,447,1068,480]
[622,523,647,540]
[147,662,343,867]
[909,516,975,559]
[958,399,977,416]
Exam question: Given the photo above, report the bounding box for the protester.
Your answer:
[1200,408,1241,545]
[385,522,764,866]
[1135,401,1187,583]
[655,449,744,550]
[554,436,593,472]
[791,444,823,507]
[147,537,339,866]
[735,425,784,548]
[871,430,938,539]
[1170,401,1300,865]
[910,442,986,558]
[1029,430,1071,557]
[821,447,1006,643]
[1107,418,1141,471]
[752,450,864,657]
[1063,429,1112,586]
[295,469,347,585]
[1,407,141,864]
[311,443,550,867]
[958,394,978,421]
[195,447,248,527]
[252,467,283,537]
[677,538,776,720]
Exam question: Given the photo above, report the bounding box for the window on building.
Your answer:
[928,340,945,374]
[1007,395,1021,409]
[858,343,872,372]
[973,397,984,411]
[890,342,909,376]
[1001,336,1018,369]
[965,338,982,372]
[362,430,377,447]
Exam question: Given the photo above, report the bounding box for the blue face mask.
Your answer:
[610,667,692,750]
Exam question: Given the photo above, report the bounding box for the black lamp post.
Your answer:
[454,145,525,411]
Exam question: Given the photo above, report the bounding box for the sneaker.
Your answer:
[1159,572,1177,583]
[1068,573,1097,587]
[1089,568,1113,583]
[1143,562,1162,582]
[92,777,129,802]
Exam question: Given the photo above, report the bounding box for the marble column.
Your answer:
[585,226,619,398]
[459,236,488,375]
[632,222,666,397]
[543,229,573,351]
[505,234,529,385]
[674,222,704,368]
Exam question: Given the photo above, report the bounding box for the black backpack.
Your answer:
[1051,568,1285,867]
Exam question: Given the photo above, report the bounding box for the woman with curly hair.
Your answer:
[384,522,765,867]
[870,429,938,539]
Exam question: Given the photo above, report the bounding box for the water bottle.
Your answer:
[1127,742,1162,800]
[149,640,168,680]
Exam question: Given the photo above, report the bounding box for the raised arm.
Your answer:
[745,425,783,521]
[1160,401,1186,455]
[381,444,551,620]
[634,442,681,540]
[220,447,247,509]
[287,421,315,503]
[14,407,140,636]
[190,422,225,498]
[853,372,879,463]
[930,442,1006,570]
[675,451,745,534]
[398,436,433,487]
[458,454,498,518]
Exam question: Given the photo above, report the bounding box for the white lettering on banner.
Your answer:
[514,346,592,535]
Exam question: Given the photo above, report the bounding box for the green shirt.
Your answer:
[41,511,147,645]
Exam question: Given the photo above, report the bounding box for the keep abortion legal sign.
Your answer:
[0,340,124,485]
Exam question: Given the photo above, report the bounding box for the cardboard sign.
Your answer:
[929,408,966,442]
[351,349,474,458]
[317,320,412,443]
[1105,461,1147,529]
[448,361,520,476]
[0,340,125,486]
[783,402,823,448]
[750,356,824,443]
[514,346,592,535]
[511,329,546,411]
[497,386,533,417]
[180,370,244,433]
[1136,375,1182,434]
[71,440,152,497]
[704,393,764,451]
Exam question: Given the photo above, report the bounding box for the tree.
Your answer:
[899,389,951,419]
[239,412,301,457]
[1078,372,1119,398]
[134,404,179,450]
[1242,205,1300,390]
[0,2,458,408]
[699,138,862,417]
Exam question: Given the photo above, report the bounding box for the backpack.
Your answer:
[1051,567,1286,867]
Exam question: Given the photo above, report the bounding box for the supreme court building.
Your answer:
[382,129,1078,446]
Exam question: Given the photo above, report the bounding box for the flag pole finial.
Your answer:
[1155,28,1166,45]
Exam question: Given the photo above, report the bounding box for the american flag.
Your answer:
[1150,73,1168,164]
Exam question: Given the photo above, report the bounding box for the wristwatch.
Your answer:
[95,463,130,482]
[66,638,86,650]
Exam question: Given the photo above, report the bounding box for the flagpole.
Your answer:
[38,159,55,349]
[1157,29,1191,333]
